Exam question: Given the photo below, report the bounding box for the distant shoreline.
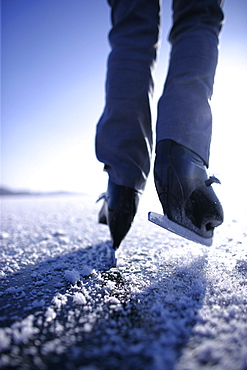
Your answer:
[0,187,85,197]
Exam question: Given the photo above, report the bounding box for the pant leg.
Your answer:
[96,0,160,192]
[156,0,224,166]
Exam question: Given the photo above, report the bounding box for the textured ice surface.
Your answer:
[0,194,246,369]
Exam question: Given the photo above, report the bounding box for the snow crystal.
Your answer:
[0,329,11,351]
[54,262,68,270]
[104,280,117,291]
[54,282,64,288]
[64,269,80,285]
[83,323,93,333]
[45,307,56,323]
[52,230,66,237]
[41,338,65,355]
[107,297,120,305]
[0,232,9,240]
[11,315,39,345]
[58,236,70,245]
[54,322,64,334]
[0,271,7,280]
[73,292,87,306]
[32,299,45,308]
[52,294,68,309]
[4,286,24,295]
[34,280,45,286]
[81,265,93,277]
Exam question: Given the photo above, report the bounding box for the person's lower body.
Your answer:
[96,0,224,249]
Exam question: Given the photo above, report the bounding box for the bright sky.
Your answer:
[1,0,247,217]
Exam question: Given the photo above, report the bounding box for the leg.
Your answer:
[157,0,224,165]
[96,0,160,250]
[96,0,160,192]
[151,0,224,244]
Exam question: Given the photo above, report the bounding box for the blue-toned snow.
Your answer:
[0,194,246,369]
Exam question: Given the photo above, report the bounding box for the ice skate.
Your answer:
[149,140,223,246]
[98,179,139,249]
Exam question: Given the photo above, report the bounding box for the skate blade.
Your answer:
[107,244,117,268]
[148,212,212,246]
[111,248,117,268]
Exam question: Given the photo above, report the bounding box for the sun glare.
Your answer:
[210,62,247,218]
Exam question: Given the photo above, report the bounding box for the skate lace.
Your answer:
[205,175,221,187]
[96,192,108,203]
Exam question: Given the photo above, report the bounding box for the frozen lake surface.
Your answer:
[0,194,246,369]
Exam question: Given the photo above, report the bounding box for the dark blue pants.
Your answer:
[96,0,224,192]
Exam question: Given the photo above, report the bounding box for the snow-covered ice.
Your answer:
[0,193,246,369]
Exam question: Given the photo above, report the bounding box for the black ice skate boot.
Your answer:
[149,140,224,246]
[98,179,140,249]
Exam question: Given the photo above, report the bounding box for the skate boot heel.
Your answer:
[185,185,223,238]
